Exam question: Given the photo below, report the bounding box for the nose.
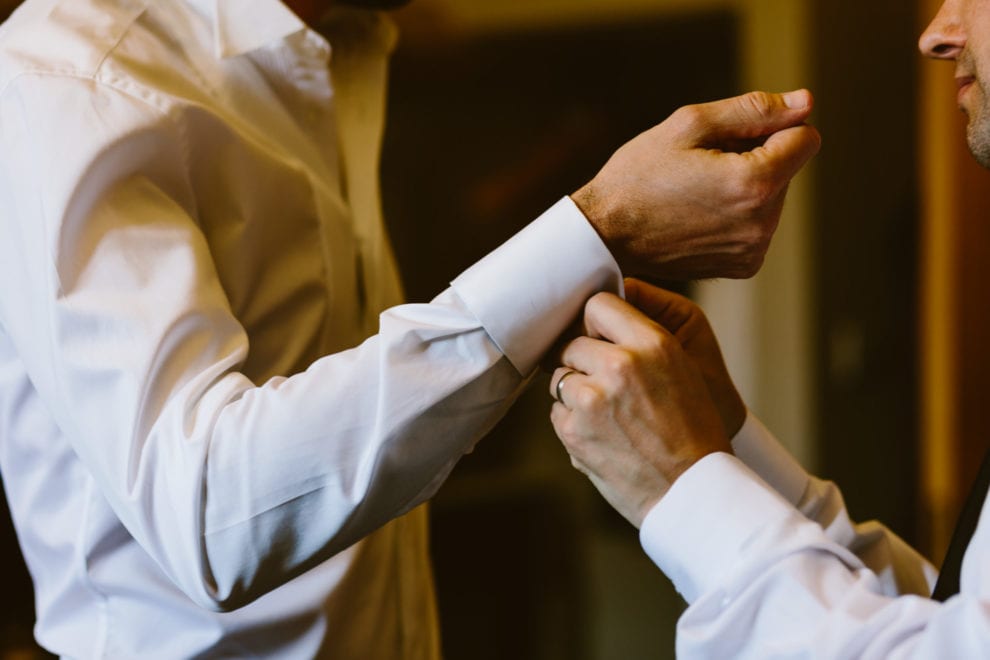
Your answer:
[919,1,965,59]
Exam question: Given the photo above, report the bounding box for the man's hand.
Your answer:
[623,279,746,438]
[573,90,821,280]
[548,291,732,528]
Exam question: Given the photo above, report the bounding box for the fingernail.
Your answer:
[783,90,808,109]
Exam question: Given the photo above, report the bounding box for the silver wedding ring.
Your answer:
[555,369,578,407]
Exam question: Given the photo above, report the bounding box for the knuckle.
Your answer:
[643,332,669,359]
[603,350,637,383]
[584,294,610,323]
[671,103,706,133]
[729,252,766,279]
[740,216,775,249]
[741,91,777,121]
[743,253,767,278]
[584,293,605,315]
[684,297,705,318]
[574,384,606,411]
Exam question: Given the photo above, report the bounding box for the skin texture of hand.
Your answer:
[549,291,733,528]
[572,90,821,280]
[622,278,746,438]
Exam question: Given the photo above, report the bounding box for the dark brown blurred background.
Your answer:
[2,0,989,658]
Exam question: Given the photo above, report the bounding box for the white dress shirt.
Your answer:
[639,414,990,658]
[0,0,621,657]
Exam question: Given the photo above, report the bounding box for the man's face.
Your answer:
[921,0,990,168]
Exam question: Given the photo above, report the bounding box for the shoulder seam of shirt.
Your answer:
[0,69,192,233]
[0,0,150,88]
[0,68,173,121]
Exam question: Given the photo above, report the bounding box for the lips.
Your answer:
[957,75,976,105]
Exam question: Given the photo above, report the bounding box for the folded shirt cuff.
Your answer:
[639,452,802,603]
[730,412,810,507]
[451,196,622,375]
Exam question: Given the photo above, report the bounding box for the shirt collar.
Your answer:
[187,0,309,59]
[318,6,398,56]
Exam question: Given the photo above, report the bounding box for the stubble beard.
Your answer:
[960,50,990,169]
[967,91,990,169]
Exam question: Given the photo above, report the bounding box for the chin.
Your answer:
[969,136,990,170]
[968,117,990,170]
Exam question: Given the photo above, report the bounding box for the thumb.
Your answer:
[678,89,814,145]
[751,122,822,183]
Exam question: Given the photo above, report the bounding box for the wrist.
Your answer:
[635,447,730,527]
[571,183,620,258]
[668,446,728,484]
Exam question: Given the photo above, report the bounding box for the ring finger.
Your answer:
[550,366,586,409]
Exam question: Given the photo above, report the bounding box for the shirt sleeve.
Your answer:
[0,73,621,611]
[636,418,990,659]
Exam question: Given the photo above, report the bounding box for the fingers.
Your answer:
[540,313,587,373]
[676,89,815,145]
[750,123,822,183]
[622,279,697,333]
[549,367,582,407]
[554,337,615,385]
[549,287,690,410]
[578,291,674,349]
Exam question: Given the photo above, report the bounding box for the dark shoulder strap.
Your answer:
[931,448,990,601]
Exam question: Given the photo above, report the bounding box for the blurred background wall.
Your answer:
[1,0,988,658]
[381,1,955,658]
[378,0,923,658]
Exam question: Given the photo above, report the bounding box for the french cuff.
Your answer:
[451,196,622,376]
[639,452,801,603]
[731,412,810,506]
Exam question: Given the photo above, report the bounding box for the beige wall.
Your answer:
[696,0,815,468]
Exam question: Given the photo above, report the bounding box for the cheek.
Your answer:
[970,4,990,65]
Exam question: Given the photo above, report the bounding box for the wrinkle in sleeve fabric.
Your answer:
[638,415,990,659]
[0,72,621,611]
